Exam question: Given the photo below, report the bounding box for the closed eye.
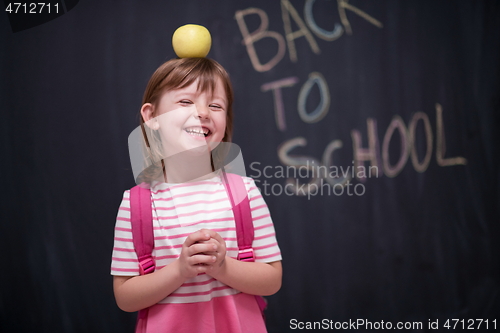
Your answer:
[179,100,193,105]
[210,104,223,110]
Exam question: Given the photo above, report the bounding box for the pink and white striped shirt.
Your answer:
[110,175,281,304]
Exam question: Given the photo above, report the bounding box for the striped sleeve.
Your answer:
[244,177,282,263]
[110,190,140,276]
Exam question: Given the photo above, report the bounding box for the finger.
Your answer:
[194,238,218,246]
[188,243,217,256]
[188,254,217,266]
[198,228,219,239]
[209,231,224,243]
[195,264,210,274]
[195,234,222,246]
[184,230,212,247]
[186,263,210,275]
[195,238,221,251]
[209,232,226,250]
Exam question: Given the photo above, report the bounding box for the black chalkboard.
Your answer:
[1,1,499,332]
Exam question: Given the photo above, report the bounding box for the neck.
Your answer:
[162,149,215,184]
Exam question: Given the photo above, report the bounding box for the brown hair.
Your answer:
[137,58,234,184]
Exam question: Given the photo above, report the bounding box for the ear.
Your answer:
[141,103,160,130]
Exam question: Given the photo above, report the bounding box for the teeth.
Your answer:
[185,127,210,137]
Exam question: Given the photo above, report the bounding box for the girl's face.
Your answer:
[145,78,227,158]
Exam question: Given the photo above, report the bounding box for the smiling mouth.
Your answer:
[185,127,211,138]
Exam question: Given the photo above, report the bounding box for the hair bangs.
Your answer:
[178,59,221,98]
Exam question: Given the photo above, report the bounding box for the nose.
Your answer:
[195,104,210,119]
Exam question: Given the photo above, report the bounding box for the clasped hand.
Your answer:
[178,229,227,279]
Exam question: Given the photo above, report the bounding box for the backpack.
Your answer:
[129,172,267,322]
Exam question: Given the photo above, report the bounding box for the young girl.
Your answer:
[110,57,282,333]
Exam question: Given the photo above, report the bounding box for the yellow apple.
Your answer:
[172,24,212,58]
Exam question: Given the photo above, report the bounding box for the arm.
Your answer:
[209,259,282,296]
[113,230,218,312]
[113,260,185,312]
[205,232,282,296]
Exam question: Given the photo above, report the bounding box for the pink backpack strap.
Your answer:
[130,185,156,275]
[221,172,268,316]
[130,185,156,324]
[221,172,255,262]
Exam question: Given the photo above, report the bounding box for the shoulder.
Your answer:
[231,175,258,191]
[241,176,256,186]
[118,189,131,206]
[240,176,263,200]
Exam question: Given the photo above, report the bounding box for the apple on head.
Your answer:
[172,24,212,58]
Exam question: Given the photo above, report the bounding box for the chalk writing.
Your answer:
[304,0,343,41]
[382,115,410,178]
[297,72,330,124]
[351,118,381,180]
[281,0,321,62]
[261,77,300,131]
[234,8,286,72]
[337,0,383,35]
[436,103,467,166]
[235,2,466,197]
[235,0,383,72]
[408,112,433,173]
